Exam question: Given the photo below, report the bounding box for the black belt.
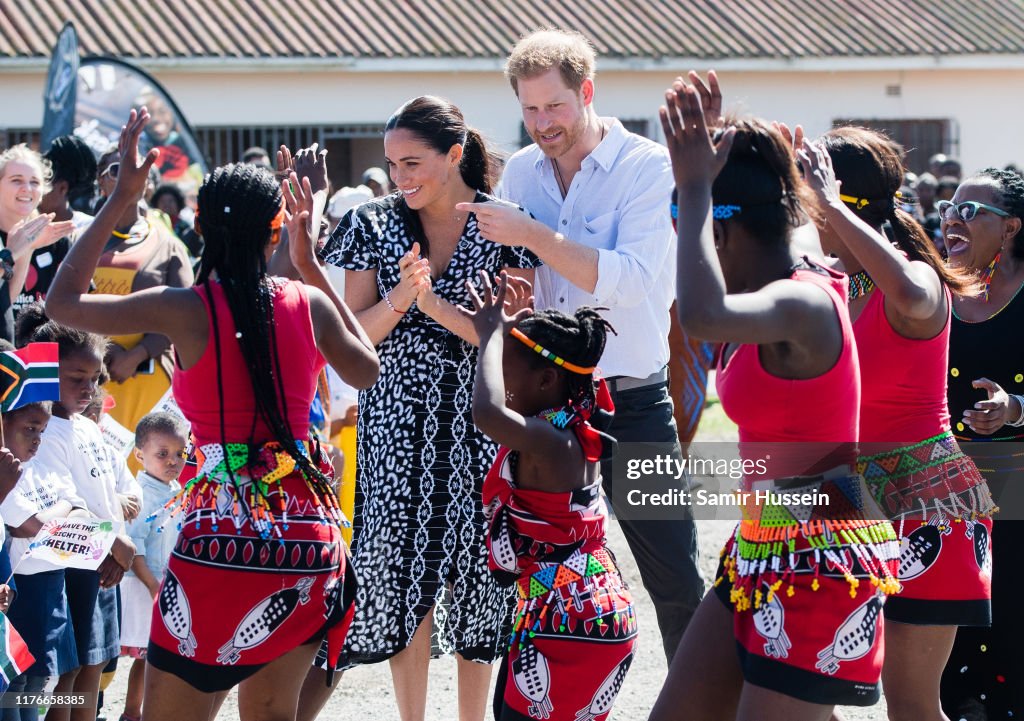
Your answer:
[606,366,668,393]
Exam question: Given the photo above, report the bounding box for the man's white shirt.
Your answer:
[500,118,676,379]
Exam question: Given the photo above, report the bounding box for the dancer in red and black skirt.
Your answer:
[799,129,995,720]
[45,109,379,721]
[649,81,899,721]
[461,272,637,721]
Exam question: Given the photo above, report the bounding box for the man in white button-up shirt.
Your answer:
[460,29,704,663]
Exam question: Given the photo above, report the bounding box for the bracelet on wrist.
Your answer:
[1007,394,1024,427]
[384,291,407,315]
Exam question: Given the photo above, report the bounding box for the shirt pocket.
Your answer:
[583,210,619,250]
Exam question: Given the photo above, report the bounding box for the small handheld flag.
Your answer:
[0,612,35,692]
[0,343,60,413]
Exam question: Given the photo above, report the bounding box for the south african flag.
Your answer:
[0,342,59,412]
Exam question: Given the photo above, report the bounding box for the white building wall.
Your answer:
[2,64,1021,173]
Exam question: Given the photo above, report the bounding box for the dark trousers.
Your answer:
[600,381,704,663]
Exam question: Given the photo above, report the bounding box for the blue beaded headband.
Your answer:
[712,204,742,220]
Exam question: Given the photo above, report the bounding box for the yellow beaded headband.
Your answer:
[840,191,902,210]
[509,327,596,375]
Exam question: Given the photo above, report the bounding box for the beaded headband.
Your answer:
[712,204,742,220]
[840,191,902,211]
[270,203,285,230]
[509,327,596,375]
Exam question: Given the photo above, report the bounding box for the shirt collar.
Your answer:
[589,117,626,172]
[139,470,179,491]
[531,117,625,173]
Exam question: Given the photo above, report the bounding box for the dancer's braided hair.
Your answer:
[194,163,328,486]
[516,307,615,407]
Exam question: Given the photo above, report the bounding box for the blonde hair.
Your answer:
[0,144,52,195]
[505,29,596,94]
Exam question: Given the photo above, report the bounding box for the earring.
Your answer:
[505,390,514,402]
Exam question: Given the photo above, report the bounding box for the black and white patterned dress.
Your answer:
[323,192,541,665]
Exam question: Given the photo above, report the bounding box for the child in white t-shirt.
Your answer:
[118,412,188,721]
[15,304,137,721]
[1,400,92,720]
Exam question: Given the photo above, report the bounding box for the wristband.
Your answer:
[384,290,407,314]
[1007,394,1024,428]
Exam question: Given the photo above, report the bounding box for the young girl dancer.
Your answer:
[45,109,379,721]
[800,129,994,721]
[648,80,899,721]
[462,272,637,721]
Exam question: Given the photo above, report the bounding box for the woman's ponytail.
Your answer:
[460,128,493,194]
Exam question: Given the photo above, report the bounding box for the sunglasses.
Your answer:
[99,162,120,180]
[937,199,1011,222]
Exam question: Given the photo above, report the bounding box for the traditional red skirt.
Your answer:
[498,547,637,721]
[858,432,995,624]
[146,441,356,692]
[713,470,900,706]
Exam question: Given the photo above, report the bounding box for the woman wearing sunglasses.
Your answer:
[939,169,1024,720]
[93,149,194,473]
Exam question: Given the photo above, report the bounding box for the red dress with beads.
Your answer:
[484,387,637,721]
[854,285,994,625]
[713,260,899,707]
[147,279,355,692]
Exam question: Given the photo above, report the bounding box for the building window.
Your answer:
[832,118,959,175]
[195,124,384,186]
[0,128,41,150]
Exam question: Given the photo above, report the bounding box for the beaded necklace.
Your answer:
[847,270,875,302]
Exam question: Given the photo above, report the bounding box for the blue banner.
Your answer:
[40,22,79,151]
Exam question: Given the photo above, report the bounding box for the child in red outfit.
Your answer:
[463,271,637,721]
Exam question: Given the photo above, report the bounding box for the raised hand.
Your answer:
[798,138,843,209]
[460,269,532,337]
[293,143,329,196]
[659,79,736,189]
[501,274,534,316]
[275,145,294,181]
[282,171,318,271]
[774,122,805,159]
[688,70,724,130]
[112,108,161,204]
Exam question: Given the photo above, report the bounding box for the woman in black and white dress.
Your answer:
[316,96,539,721]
